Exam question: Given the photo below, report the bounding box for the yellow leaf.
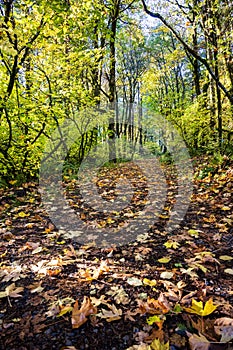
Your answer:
[221,206,231,211]
[219,255,233,261]
[58,305,73,317]
[158,257,171,263]
[188,229,199,237]
[143,278,157,287]
[147,314,164,326]
[17,211,30,218]
[164,241,179,249]
[184,298,218,316]
[149,338,169,350]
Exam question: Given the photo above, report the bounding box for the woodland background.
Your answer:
[0,0,233,186]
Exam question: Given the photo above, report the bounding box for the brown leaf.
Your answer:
[71,297,97,329]
[214,317,233,342]
[0,283,24,299]
[137,293,171,315]
[187,332,210,350]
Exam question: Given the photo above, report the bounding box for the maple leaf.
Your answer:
[149,339,169,350]
[164,241,180,249]
[143,278,157,287]
[106,286,129,305]
[184,298,218,316]
[71,297,97,329]
[137,294,171,315]
[0,282,24,306]
[97,303,122,322]
[146,314,165,327]
[0,283,24,298]
[90,295,110,307]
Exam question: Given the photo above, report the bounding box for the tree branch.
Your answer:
[141,0,233,104]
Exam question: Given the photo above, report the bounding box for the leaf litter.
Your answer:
[0,157,233,349]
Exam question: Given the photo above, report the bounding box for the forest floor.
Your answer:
[0,156,233,350]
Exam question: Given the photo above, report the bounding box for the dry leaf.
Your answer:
[106,286,129,305]
[214,317,233,342]
[126,345,148,350]
[0,283,24,299]
[137,294,171,315]
[127,277,143,286]
[27,282,44,294]
[58,305,73,317]
[90,295,110,307]
[160,271,174,280]
[71,297,97,329]
[97,304,122,322]
[187,332,210,350]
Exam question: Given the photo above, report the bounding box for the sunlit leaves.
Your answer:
[184,298,218,317]
[164,241,180,249]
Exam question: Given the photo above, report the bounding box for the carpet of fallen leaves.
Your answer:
[0,156,233,350]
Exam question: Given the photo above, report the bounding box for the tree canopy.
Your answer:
[0,0,232,185]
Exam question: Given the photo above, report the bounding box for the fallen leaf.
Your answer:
[164,241,180,249]
[158,257,171,263]
[126,277,143,286]
[219,256,233,261]
[143,278,157,287]
[58,305,73,317]
[107,286,129,305]
[90,295,110,307]
[125,344,148,350]
[188,229,200,237]
[71,297,97,329]
[32,246,43,255]
[187,332,210,350]
[146,314,165,326]
[27,282,44,293]
[214,317,233,342]
[97,303,122,322]
[224,269,233,275]
[149,338,169,350]
[0,283,24,299]
[184,298,218,316]
[137,294,171,315]
[17,211,30,218]
[160,271,174,279]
